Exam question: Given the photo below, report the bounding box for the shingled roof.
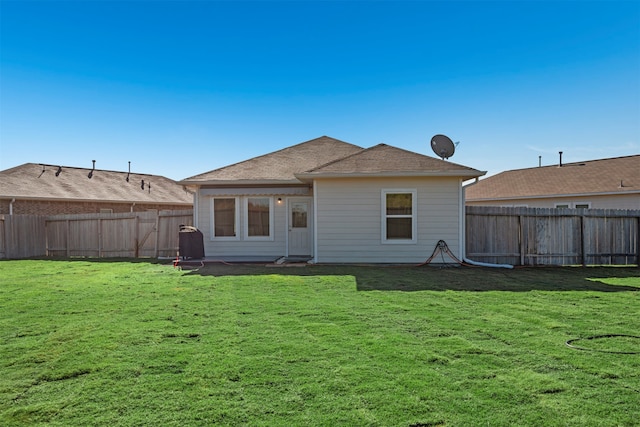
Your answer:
[181,136,364,184]
[465,155,640,201]
[297,143,484,179]
[0,163,192,205]
[181,137,484,185]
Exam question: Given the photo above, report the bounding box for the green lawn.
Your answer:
[1,260,639,426]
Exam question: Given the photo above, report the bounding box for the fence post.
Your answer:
[0,217,6,259]
[154,213,160,258]
[66,219,70,257]
[134,214,139,258]
[45,219,49,257]
[98,218,102,258]
[519,214,525,266]
[580,215,586,267]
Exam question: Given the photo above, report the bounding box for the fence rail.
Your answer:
[466,206,640,266]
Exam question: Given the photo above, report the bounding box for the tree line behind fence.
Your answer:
[1,207,639,265]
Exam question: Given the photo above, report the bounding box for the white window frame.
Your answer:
[381,189,417,244]
[554,203,570,209]
[244,197,274,241]
[574,202,591,209]
[210,197,240,241]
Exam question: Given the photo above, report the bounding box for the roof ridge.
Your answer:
[466,154,639,200]
[494,153,640,174]
[373,143,477,169]
[300,142,484,176]
[183,136,363,180]
[303,144,371,173]
[3,163,169,179]
[338,143,480,170]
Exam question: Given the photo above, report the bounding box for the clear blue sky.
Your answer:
[1,0,639,180]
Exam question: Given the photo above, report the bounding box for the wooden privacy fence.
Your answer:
[45,210,193,258]
[466,206,640,266]
[3,207,639,265]
[0,210,193,259]
[0,215,47,259]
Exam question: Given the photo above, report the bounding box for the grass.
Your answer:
[1,260,639,426]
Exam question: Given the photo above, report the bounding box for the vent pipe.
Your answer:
[558,151,563,167]
[538,156,541,167]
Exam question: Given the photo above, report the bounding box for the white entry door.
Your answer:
[288,198,312,256]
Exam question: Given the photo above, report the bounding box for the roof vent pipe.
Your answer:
[559,151,563,167]
[539,156,541,167]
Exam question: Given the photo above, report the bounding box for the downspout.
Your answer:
[193,188,199,229]
[459,180,465,261]
[461,180,512,268]
[130,202,136,213]
[9,198,16,216]
[312,180,318,264]
[181,185,198,228]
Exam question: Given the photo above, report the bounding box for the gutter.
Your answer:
[179,179,303,186]
[295,170,486,182]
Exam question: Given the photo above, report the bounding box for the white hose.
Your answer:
[463,257,513,269]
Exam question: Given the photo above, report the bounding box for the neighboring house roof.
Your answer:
[465,155,640,201]
[296,143,484,180]
[181,136,364,185]
[181,136,485,185]
[0,163,192,205]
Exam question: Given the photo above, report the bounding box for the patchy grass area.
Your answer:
[1,260,639,426]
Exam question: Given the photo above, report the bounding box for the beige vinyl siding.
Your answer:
[466,193,640,210]
[196,192,287,257]
[315,177,462,263]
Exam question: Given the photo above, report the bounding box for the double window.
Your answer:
[211,197,274,240]
[382,189,417,244]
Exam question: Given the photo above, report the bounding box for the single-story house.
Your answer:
[465,155,640,209]
[0,163,193,215]
[179,136,485,263]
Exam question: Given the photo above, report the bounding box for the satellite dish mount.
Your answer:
[430,134,456,160]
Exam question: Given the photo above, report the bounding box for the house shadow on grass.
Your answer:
[180,263,640,292]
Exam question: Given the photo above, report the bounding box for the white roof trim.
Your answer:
[200,186,311,196]
[296,170,485,180]
[180,179,303,185]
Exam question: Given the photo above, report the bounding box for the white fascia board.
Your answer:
[179,179,303,186]
[200,186,311,196]
[295,170,486,181]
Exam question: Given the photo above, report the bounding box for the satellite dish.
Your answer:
[431,134,456,160]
